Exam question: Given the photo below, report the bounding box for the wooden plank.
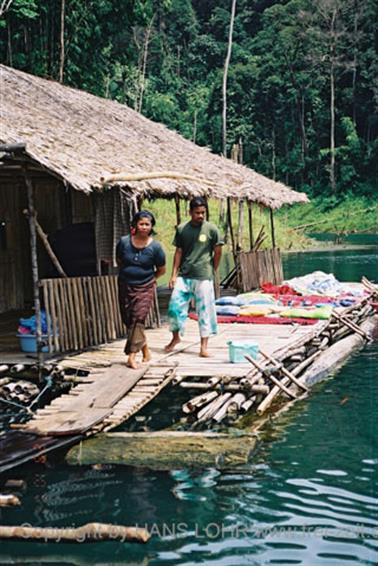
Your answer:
[24,409,112,436]
[47,279,60,352]
[66,278,78,351]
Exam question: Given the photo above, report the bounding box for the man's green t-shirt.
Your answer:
[173,220,223,280]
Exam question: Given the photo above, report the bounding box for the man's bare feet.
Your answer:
[199,350,212,358]
[164,333,181,353]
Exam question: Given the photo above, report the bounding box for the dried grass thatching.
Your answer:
[0,65,308,209]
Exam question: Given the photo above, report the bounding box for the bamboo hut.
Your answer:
[0,65,308,355]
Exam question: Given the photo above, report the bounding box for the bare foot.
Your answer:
[199,350,212,358]
[126,354,139,369]
[164,336,181,353]
[142,345,151,363]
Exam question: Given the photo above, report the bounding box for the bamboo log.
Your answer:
[259,349,308,392]
[178,381,268,393]
[182,391,218,414]
[101,171,216,186]
[244,355,297,399]
[0,495,20,507]
[0,523,150,543]
[225,393,246,415]
[333,311,371,340]
[196,393,232,422]
[212,394,239,423]
[0,365,9,375]
[23,210,67,277]
[240,397,256,413]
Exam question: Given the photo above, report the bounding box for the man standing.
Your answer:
[164,196,223,357]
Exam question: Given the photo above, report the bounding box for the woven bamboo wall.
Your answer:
[40,276,160,353]
[238,248,283,292]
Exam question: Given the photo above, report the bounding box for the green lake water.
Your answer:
[0,239,377,565]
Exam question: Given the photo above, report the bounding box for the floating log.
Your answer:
[0,494,21,507]
[196,393,231,422]
[182,391,218,414]
[178,381,268,394]
[256,316,376,415]
[66,431,257,470]
[298,317,377,387]
[212,393,244,423]
[0,522,149,543]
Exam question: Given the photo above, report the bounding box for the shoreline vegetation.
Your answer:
[147,195,378,255]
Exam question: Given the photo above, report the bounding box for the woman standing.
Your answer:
[116,211,166,369]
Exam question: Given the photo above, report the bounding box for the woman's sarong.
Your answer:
[118,278,156,354]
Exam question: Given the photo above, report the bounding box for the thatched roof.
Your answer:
[0,65,308,209]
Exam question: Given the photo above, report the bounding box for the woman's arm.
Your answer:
[155,265,166,279]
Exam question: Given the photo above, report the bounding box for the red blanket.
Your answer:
[189,312,318,326]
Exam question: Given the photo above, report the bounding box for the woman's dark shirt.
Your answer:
[116,235,166,286]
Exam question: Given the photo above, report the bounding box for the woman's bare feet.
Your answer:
[164,332,181,353]
[126,353,139,369]
[142,344,152,363]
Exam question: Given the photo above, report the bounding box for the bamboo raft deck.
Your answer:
[22,291,375,435]
[0,283,376,472]
[19,321,312,435]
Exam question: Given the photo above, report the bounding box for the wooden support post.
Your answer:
[237,199,244,250]
[247,201,254,250]
[24,169,44,376]
[269,208,276,249]
[174,194,181,226]
[227,197,237,265]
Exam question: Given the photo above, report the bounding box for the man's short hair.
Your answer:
[189,196,207,210]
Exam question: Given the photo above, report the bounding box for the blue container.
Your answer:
[17,334,49,353]
[227,340,259,363]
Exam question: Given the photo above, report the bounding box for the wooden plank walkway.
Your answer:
[22,319,321,436]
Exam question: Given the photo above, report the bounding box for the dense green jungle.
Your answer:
[1,0,377,238]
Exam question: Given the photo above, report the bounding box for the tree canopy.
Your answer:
[1,0,377,198]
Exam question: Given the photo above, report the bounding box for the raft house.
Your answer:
[0,64,377,477]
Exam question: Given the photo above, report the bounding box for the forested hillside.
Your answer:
[1,0,377,200]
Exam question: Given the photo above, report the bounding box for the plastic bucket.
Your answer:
[227,340,259,363]
[17,334,49,353]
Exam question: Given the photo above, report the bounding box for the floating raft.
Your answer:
[0,284,376,472]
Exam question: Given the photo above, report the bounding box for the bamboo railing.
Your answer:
[238,248,283,291]
[40,276,160,353]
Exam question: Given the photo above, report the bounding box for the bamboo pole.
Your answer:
[23,210,67,277]
[174,194,181,226]
[0,523,150,543]
[24,168,43,376]
[259,349,309,392]
[227,197,237,266]
[269,208,276,249]
[244,355,297,399]
[247,201,254,250]
[332,311,370,340]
